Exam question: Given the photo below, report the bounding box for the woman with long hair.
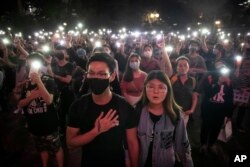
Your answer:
[136,70,193,167]
[121,53,147,106]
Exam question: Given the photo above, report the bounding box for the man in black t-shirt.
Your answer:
[67,53,139,167]
[18,52,63,167]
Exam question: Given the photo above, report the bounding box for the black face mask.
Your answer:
[87,78,110,95]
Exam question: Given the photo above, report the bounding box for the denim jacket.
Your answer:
[137,106,193,167]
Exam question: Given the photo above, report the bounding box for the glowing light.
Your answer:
[179,35,185,41]
[187,27,191,31]
[215,20,221,25]
[58,26,64,31]
[235,55,243,62]
[223,39,229,44]
[220,35,225,40]
[78,23,83,28]
[116,42,121,48]
[82,29,88,34]
[54,33,60,38]
[220,67,230,75]
[95,41,102,48]
[63,22,67,26]
[151,30,156,35]
[201,28,209,35]
[133,31,141,37]
[31,60,42,70]
[42,45,50,52]
[60,40,65,46]
[192,31,198,37]
[156,34,162,40]
[165,45,174,52]
[2,38,10,45]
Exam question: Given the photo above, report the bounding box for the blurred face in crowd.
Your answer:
[143,46,153,59]
[146,79,168,105]
[213,46,220,56]
[177,59,189,76]
[189,43,199,53]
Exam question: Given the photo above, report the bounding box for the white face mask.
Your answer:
[129,62,140,70]
[144,51,152,58]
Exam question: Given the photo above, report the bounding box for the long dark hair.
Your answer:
[123,53,141,82]
[140,70,182,123]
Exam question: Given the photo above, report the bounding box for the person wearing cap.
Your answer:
[196,61,233,153]
[76,48,88,70]
[18,52,64,167]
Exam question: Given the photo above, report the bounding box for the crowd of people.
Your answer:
[0,26,250,167]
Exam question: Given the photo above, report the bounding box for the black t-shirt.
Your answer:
[21,75,59,136]
[172,76,197,111]
[52,62,74,90]
[144,112,161,167]
[68,93,137,167]
[197,73,234,120]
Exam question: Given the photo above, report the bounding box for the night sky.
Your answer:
[0,0,249,30]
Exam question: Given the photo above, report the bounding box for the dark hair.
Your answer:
[140,70,181,123]
[189,39,200,47]
[123,53,141,82]
[87,53,116,73]
[103,44,111,49]
[214,43,225,57]
[52,50,65,60]
[175,56,190,64]
[143,44,153,51]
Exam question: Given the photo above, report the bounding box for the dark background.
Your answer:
[0,0,249,32]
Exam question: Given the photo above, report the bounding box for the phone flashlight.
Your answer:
[42,45,50,53]
[220,67,230,75]
[95,41,102,48]
[165,45,173,53]
[235,55,242,62]
[29,60,42,77]
[2,38,10,45]
[116,42,121,48]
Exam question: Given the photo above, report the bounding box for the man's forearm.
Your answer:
[67,127,99,149]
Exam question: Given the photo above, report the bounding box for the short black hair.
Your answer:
[175,56,190,64]
[143,44,153,51]
[86,53,116,73]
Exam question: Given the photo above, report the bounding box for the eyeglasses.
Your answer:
[86,71,111,79]
[146,84,167,93]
